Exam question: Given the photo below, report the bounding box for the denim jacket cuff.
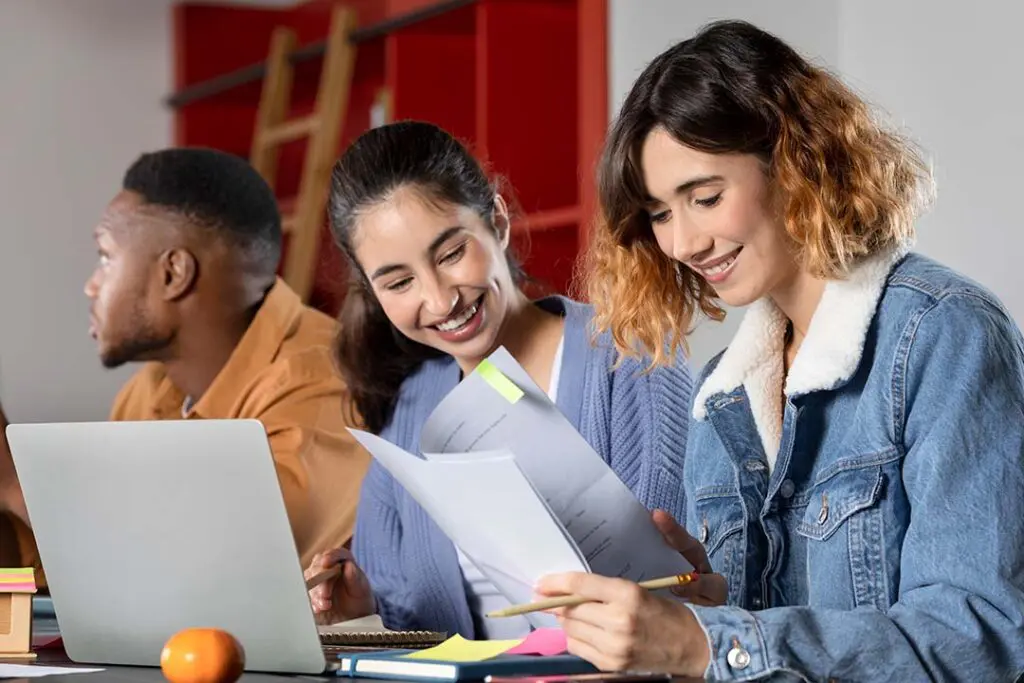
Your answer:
[686,604,775,681]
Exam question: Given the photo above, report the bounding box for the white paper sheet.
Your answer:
[319,614,389,633]
[0,664,103,679]
[420,347,692,583]
[350,346,692,620]
[349,430,588,625]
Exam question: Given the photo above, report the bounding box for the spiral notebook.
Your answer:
[318,615,447,650]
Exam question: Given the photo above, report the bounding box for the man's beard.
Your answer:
[100,315,173,369]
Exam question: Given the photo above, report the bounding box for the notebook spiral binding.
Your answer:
[319,629,448,649]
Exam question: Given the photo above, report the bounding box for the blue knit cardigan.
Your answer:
[351,296,692,637]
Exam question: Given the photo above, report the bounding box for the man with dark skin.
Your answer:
[0,148,369,580]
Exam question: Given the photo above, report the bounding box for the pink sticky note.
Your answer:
[504,628,568,656]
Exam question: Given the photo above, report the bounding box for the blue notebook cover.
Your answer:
[335,649,597,681]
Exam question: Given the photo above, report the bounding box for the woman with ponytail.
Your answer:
[302,121,711,639]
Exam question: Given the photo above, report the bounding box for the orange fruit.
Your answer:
[160,628,245,683]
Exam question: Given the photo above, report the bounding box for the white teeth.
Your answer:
[703,256,736,276]
[437,302,479,332]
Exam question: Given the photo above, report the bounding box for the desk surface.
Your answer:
[7,649,326,683]
[8,614,702,683]
[4,614,338,683]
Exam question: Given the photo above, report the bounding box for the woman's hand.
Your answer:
[535,572,711,676]
[304,547,375,625]
[530,511,726,675]
[651,510,727,607]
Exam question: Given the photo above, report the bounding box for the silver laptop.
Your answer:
[7,419,335,674]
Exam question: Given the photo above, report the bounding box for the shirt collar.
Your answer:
[693,245,910,422]
[184,278,305,418]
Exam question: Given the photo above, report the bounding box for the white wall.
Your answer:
[610,1,1024,370]
[610,0,840,114]
[0,0,172,422]
[838,1,1024,330]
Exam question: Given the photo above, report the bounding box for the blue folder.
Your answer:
[335,649,597,681]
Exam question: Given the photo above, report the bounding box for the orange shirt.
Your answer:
[0,516,39,581]
[10,279,369,572]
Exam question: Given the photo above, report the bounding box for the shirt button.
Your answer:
[727,646,751,670]
[779,479,795,498]
[751,597,763,609]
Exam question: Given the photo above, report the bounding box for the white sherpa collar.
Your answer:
[692,246,909,429]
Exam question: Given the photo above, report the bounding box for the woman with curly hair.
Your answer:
[535,20,1024,681]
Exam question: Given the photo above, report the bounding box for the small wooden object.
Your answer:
[249,5,359,302]
[0,567,36,661]
[486,571,701,618]
[304,563,341,591]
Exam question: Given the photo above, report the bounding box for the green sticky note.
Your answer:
[477,359,524,403]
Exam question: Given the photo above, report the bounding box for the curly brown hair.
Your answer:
[582,20,933,366]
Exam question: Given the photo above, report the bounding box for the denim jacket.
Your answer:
[683,250,1024,682]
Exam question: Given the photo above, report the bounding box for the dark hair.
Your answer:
[585,19,932,366]
[329,121,524,433]
[123,147,283,275]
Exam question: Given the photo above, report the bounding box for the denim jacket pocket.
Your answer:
[694,490,745,603]
[796,465,882,541]
[795,463,890,609]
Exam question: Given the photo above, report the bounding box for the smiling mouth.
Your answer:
[433,296,483,332]
[693,248,742,278]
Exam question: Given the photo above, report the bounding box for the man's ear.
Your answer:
[493,194,511,250]
[158,248,198,301]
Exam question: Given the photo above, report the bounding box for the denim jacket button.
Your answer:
[727,646,751,670]
[779,479,795,498]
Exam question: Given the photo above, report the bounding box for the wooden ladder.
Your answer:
[250,5,357,302]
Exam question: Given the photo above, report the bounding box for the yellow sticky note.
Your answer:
[402,634,523,662]
[477,360,524,403]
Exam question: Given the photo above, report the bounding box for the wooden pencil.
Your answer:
[486,571,700,618]
[305,564,342,591]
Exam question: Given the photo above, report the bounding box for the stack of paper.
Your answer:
[349,348,691,628]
